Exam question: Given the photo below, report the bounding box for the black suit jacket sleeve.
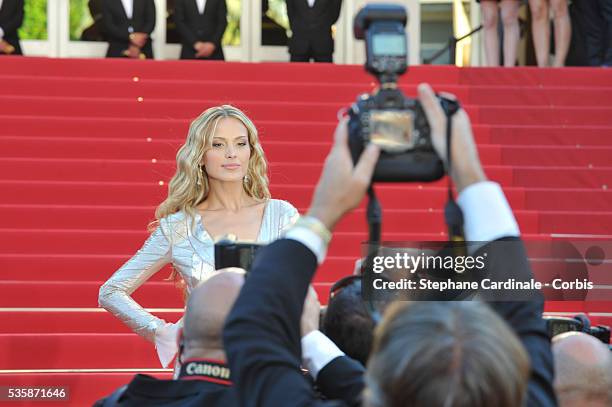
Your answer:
[327,0,342,26]
[285,0,296,31]
[224,239,347,407]
[212,0,227,46]
[174,0,197,46]
[482,238,557,407]
[142,0,156,35]
[0,0,24,36]
[316,356,365,407]
[102,0,130,42]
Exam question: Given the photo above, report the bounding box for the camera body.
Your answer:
[348,89,443,182]
[348,4,445,182]
[544,315,611,348]
[214,235,262,272]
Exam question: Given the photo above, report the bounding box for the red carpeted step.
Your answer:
[0,57,462,84]
[0,372,172,407]
[512,167,612,189]
[0,254,352,282]
[1,183,609,214]
[0,281,183,308]
[0,228,588,257]
[2,276,611,310]
[499,146,612,167]
[0,229,379,262]
[5,58,612,88]
[0,333,160,369]
[4,75,611,107]
[3,95,612,126]
[0,136,502,165]
[0,76,373,103]
[5,252,611,287]
[7,158,611,189]
[2,115,611,147]
[0,281,333,308]
[545,301,612,313]
[0,254,138,281]
[539,212,612,234]
[4,136,611,167]
[0,95,346,122]
[0,228,453,257]
[465,86,612,107]
[0,180,526,210]
[0,311,183,334]
[524,189,612,211]
[486,125,612,146]
[475,105,612,126]
[0,78,458,104]
[0,205,544,234]
[0,158,516,185]
[459,67,612,87]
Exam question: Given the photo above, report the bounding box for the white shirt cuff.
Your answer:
[301,330,344,380]
[0,27,4,39]
[457,181,520,248]
[285,227,327,264]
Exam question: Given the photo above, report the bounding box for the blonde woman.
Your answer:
[99,105,299,368]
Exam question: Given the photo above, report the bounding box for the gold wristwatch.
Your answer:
[293,216,332,245]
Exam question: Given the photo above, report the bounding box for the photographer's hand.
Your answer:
[418,83,486,193]
[307,118,380,231]
[300,286,320,337]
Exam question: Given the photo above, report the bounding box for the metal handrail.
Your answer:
[423,24,483,65]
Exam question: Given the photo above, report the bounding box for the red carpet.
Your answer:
[0,56,611,405]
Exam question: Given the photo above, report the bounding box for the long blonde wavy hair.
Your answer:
[152,105,270,297]
[154,104,271,229]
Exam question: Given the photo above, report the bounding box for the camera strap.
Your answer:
[364,98,465,247]
[442,100,466,247]
[367,185,382,243]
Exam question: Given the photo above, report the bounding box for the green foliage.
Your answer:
[266,0,289,30]
[18,0,47,40]
[69,0,93,41]
[222,0,241,46]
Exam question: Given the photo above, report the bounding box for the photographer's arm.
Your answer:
[418,83,556,407]
[301,288,365,407]
[223,121,378,406]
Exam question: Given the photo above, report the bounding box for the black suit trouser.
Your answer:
[575,0,612,65]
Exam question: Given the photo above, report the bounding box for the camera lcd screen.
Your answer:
[372,34,406,57]
[369,110,414,152]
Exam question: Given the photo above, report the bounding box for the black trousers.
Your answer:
[574,0,612,66]
[289,41,333,63]
[180,44,224,60]
[106,40,154,59]
[290,52,332,62]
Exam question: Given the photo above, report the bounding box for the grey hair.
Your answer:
[364,301,530,407]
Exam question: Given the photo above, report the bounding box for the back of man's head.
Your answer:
[323,279,375,365]
[553,331,612,407]
[182,269,245,357]
[364,301,530,407]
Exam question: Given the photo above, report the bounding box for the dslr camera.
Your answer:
[214,235,262,272]
[545,314,611,349]
[348,4,456,182]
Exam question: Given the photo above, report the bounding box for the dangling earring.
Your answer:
[243,174,249,183]
[197,165,203,186]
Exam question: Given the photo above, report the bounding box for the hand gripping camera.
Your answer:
[348,4,453,182]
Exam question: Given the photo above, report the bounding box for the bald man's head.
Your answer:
[553,332,612,407]
[182,269,245,354]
